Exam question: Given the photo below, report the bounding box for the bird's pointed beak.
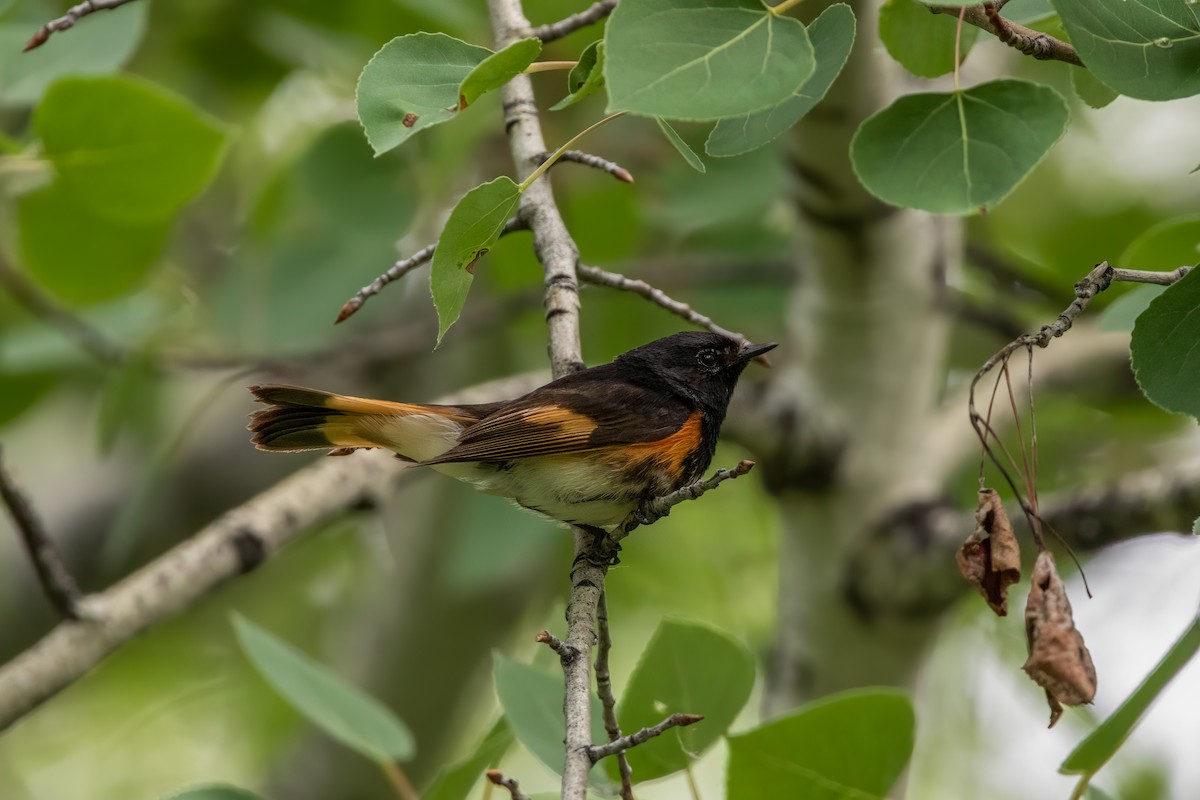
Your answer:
[737,340,778,367]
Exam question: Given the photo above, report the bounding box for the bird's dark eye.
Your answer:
[697,348,720,370]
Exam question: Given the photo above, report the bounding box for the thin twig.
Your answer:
[533,150,633,183]
[578,264,749,348]
[535,629,580,663]
[530,0,617,44]
[928,4,1083,67]
[596,591,635,800]
[24,0,140,50]
[0,449,84,620]
[616,460,756,540]
[335,216,530,324]
[968,261,1191,555]
[486,770,532,800]
[587,713,704,762]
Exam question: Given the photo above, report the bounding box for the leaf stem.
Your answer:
[518,111,624,192]
[954,5,966,92]
[380,761,420,800]
[524,60,577,73]
[769,0,805,15]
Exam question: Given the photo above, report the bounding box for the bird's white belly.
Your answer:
[431,456,639,528]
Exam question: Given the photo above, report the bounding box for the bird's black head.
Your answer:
[614,331,778,417]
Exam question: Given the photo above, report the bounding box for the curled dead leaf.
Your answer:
[1023,549,1097,728]
[956,488,1021,615]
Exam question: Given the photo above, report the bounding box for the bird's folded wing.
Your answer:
[420,384,690,464]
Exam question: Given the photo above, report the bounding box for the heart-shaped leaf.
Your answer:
[1130,267,1200,419]
[605,0,814,121]
[706,3,856,157]
[850,79,1069,214]
[1055,0,1200,101]
[357,33,492,155]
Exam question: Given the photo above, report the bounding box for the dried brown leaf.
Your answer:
[1023,549,1097,728]
[956,488,1021,615]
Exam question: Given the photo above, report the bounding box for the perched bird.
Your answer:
[248,331,776,529]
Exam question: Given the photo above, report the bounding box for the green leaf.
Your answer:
[0,3,147,107]
[604,0,815,121]
[356,33,491,155]
[35,76,226,224]
[493,654,607,780]
[430,176,520,343]
[1130,267,1200,418]
[17,181,171,306]
[459,37,540,109]
[1054,0,1200,101]
[656,118,705,173]
[879,0,977,78]
[850,79,1069,214]
[727,688,915,800]
[1061,612,1200,776]
[165,786,267,800]
[706,4,856,157]
[1072,67,1119,109]
[1006,0,1057,25]
[424,719,514,800]
[615,620,754,782]
[232,615,415,764]
[1098,285,1165,332]
[1193,517,1200,535]
[550,40,606,111]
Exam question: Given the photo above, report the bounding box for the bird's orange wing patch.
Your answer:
[421,404,599,464]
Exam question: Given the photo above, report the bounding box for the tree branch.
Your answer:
[616,460,756,539]
[0,448,84,620]
[23,0,141,51]
[0,374,543,733]
[487,0,596,796]
[578,264,749,348]
[335,216,529,324]
[595,590,634,800]
[533,150,633,183]
[486,770,533,800]
[927,3,1083,67]
[530,0,617,44]
[587,713,703,762]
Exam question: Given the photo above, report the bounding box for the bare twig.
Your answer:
[928,3,1083,67]
[587,713,704,762]
[531,0,617,44]
[24,0,141,50]
[533,150,633,183]
[968,262,1192,547]
[486,770,532,800]
[335,216,529,324]
[536,629,580,662]
[596,591,635,800]
[579,264,749,348]
[0,449,84,620]
[617,460,757,539]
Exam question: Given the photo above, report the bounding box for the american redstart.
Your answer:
[248,332,776,529]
